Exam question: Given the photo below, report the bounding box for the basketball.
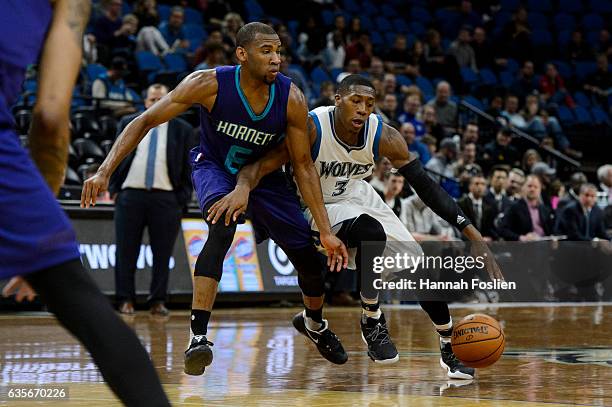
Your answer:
[451,314,505,368]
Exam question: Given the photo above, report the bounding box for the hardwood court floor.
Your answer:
[1,304,611,406]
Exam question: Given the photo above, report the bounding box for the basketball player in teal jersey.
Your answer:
[209,75,504,378]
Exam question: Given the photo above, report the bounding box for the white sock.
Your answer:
[304,311,323,331]
[434,318,453,344]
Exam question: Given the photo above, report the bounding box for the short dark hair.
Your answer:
[338,74,375,95]
[490,164,509,176]
[236,22,277,48]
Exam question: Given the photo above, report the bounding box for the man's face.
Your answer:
[458,29,471,43]
[335,85,376,132]
[474,28,485,43]
[463,124,479,143]
[400,123,416,144]
[347,59,361,73]
[209,31,223,44]
[383,74,396,92]
[580,188,598,209]
[497,131,512,146]
[522,177,541,201]
[491,170,508,192]
[370,58,384,75]
[469,177,486,198]
[507,172,525,195]
[604,169,612,187]
[394,36,406,50]
[169,11,184,28]
[109,0,122,15]
[522,61,534,77]
[436,83,450,103]
[505,97,518,113]
[463,143,476,162]
[239,33,282,85]
[321,84,334,99]
[145,87,167,109]
[404,95,420,114]
[386,175,404,196]
[423,105,436,123]
[383,94,397,112]
[597,55,608,72]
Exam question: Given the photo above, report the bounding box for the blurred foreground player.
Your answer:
[211,75,504,378]
[0,1,169,405]
[81,22,349,375]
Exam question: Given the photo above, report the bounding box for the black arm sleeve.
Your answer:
[398,159,471,231]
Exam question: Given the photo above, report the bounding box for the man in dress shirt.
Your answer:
[555,184,610,241]
[457,175,497,240]
[597,164,612,206]
[505,167,525,202]
[484,165,511,214]
[109,83,195,315]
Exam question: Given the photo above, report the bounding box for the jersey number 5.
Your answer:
[332,179,349,196]
[225,145,253,174]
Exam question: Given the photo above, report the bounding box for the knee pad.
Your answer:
[194,221,236,281]
[283,245,325,297]
[347,214,386,247]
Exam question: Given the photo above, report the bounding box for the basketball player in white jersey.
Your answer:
[208,75,503,378]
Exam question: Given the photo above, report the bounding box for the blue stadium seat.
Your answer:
[410,22,426,36]
[528,13,549,29]
[415,77,434,98]
[573,106,592,124]
[375,16,393,32]
[384,32,398,45]
[574,62,597,81]
[411,7,432,24]
[531,29,553,47]
[392,18,410,33]
[360,16,374,31]
[581,14,604,31]
[500,0,520,11]
[244,0,264,21]
[499,70,514,87]
[553,13,575,32]
[396,74,412,87]
[184,23,206,41]
[556,106,575,126]
[362,1,379,16]
[586,31,600,48]
[183,7,203,25]
[158,4,171,21]
[557,30,572,50]
[559,0,583,13]
[528,0,552,12]
[461,67,479,85]
[381,4,397,17]
[287,20,299,41]
[370,31,384,46]
[589,0,612,13]
[135,51,163,73]
[479,69,498,86]
[164,53,187,72]
[321,10,334,26]
[463,96,485,110]
[573,91,591,108]
[85,63,107,82]
[590,106,609,124]
[342,0,360,14]
[493,11,513,29]
[330,68,343,82]
[310,67,331,85]
[505,58,519,73]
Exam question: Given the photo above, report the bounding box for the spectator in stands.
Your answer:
[345,31,373,69]
[521,148,542,174]
[500,6,532,63]
[407,40,426,78]
[424,29,446,77]
[498,175,555,241]
[531,162,557,208]
[279,55,311,102]
[448,25,477,72]
[369,57,385,82]
[539,63,575,108]
[93,0,124,62]
[567,30,593,62]
[346,17,362,44]
[401,195,452,241]
[458,174,496,240]
[452,143,480,192]
[133,0,160,31]
[385,34,412,75]
[400,122,430,164]
[312,81,335,109]
[555,184,610,241]
[458,0,481,29]
[378,172,405,219]
[506,168,526,202]
[461,121,480,152]
[337,58,361,83]
[584,54,611,108]
[92,56,137,118]
[421,135,437,158]
[486,95,504,118]
[426,81,458,134]
[326,14,346,45]
[484,165,512,214]
[107,13,139,56]
[369,156,392,194]
[221,12,244,49]
[482,127,520,169]
[324,30,346,70]
[538,109,578,157]
[511,60,538,102]
[426,137,457,181]
[398,94,425,138]
[597,164,612,205]
[596,29,611,55]
[297,16,326,68]
[159,6,190,53]
[557,172,588,211]
[422,104,446,141]
[472,26,495,70]
[194,42,226,70]
[192,30,225,67]
[109,83,195,316]
[377,93,399,126]
[502,94,546,139]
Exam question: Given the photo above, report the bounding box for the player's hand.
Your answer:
[207,185,250,226]
[320,233,349,272]
[2,277,36,302]
[471,241,504,281]
[81,172,110,208]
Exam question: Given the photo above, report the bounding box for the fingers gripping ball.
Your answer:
[451,314,505,368]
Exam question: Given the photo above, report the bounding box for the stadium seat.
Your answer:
[68,144,79,169]
[505,58,519,73]
[381,4,396,17]
[531,29,553,47]
[184,23,206,49]
[362,1,379,16]
[528,0,552,12]
[72,138,105,164]
[415,77,434,98]
[581,14,604,32]
[574,62,597,81]
[369,31,383,46]
[551,60,572,79]
[14,110,32,135]
[72,112,100,139]
[460,67,479,86]
[183,7,203,25]
[375,16,393,32]
[321,10,334,26]
[479,69,498,86]
[330,68,343,82]
[310,67,332,85]
[590,106,609,124]
[500,0,520,11]
[384,32,398,45]
[573,106,592,124]
[586,31,600,48]
[411,7,432,24]
[589,0,612,13]
[85,63,107,82]
[556,106,575,126]
[64,167,82,185]
[157,4,171,21]
[499,71,514,87]
[164,53,188,72]
[528,13,549,29]
[98,115,118,140]
[135,51,163,73]
[463,96,485,111]
[557,30,572,50]
[553,13,575,32]
[342,0,360,14]
[360,16,374,31]
[559,0,582,13]
[392,18,410,34]
[573,91,591,108]
[100,139,114,156]
[410,22,426,36]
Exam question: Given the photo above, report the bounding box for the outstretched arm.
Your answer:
[379,124,504,280]
[81,70,218,207]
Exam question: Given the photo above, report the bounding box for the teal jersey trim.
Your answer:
[234,65,275,121]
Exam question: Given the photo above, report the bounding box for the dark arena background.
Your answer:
[1,0,612,405]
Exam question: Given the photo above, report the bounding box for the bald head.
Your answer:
[436,81,451,103]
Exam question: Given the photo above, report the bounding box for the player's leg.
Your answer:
[336,214,399,364]
[25,260,170,406]
[419,301,474,379]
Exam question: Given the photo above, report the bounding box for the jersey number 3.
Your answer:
[332,179,349,196]
[225,145,253,174]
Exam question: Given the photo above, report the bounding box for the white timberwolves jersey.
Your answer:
[309,106,382,204]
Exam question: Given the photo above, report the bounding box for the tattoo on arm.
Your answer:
[65,0,91,43]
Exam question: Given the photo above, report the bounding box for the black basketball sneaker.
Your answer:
[292,311,348,364]
[439,340,475,379]
[184,335,214,375]
[360,313,399,364]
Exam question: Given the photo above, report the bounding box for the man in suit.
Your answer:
[484,165,512,214]
[498,175,555,241]
[458,174,497,240]
[556,172,587,211]
[109,83,195,315]
[555,184,610,241]
[505,168,525,202]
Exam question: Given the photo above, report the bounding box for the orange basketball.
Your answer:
[451,314,505,368]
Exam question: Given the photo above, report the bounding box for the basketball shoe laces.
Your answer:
[365,321,391,345]
[193,335,214,347]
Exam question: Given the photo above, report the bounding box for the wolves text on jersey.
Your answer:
[319,161,373,179]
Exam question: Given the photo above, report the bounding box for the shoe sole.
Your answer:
[184,346,213,376]
[439,358,474,380]
[293,315,348,365]
[360,333,400,364]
